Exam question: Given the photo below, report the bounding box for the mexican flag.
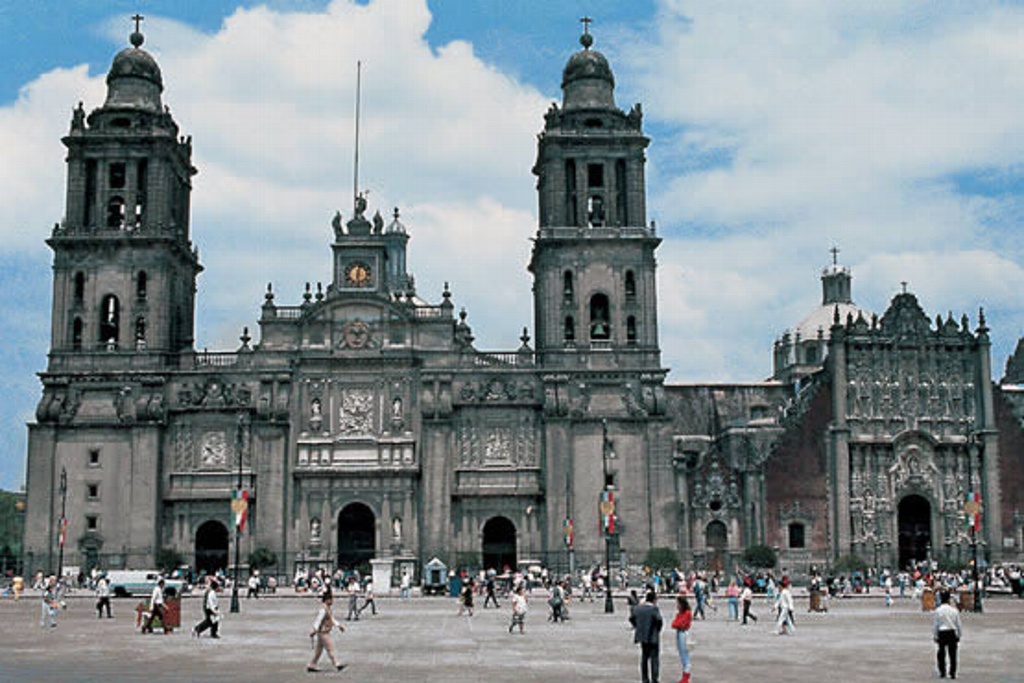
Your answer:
[231,489,249,532]
[58,517,67,548]
[964,492,982,532]
[599,491,616,535]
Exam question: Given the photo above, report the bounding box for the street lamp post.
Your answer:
[230,414,245,614]
[57,467,67,581]
[964,429,984,614]
[601,419,615,614]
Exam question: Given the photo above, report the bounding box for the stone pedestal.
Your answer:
[371,558,394,596]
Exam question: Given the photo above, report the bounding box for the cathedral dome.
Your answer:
[104,31,164,111]
[561,32,616,111]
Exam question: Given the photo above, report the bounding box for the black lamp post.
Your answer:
[56,467,67,581]
[601,419,615,614]
[965,432,983,614]
[230,414,245,613]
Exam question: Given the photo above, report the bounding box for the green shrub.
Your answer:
[743,544,777,569]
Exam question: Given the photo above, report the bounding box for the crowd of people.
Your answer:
[6,557,1022,679]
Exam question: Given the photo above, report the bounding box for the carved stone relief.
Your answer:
[338,388,374,436]
[455,410,539,469]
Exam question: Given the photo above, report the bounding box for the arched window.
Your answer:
[136,271,148,300]
[615,159,627,225]
[624,270,636,298]
[134,317,147,350]
[106,196,125,229]
[788,522,805,549]
[565,160,578,226]
[589,293,610,340]
[563,270,574,300]
[564,315,575,342]
[626,316,637,345]
[72,317,83,350]
[99,295,120,349]
[73,272,85,304]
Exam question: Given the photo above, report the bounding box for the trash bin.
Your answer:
[162,595,182,630]
[921,587,935,611]
[449,574,462,598]
[135,597,181,633]
[809,589,824,612]
[958,589,974,612]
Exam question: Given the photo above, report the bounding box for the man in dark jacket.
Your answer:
[630,591,663,683]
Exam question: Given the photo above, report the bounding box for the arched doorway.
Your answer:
[337,503,375,571]
[195,520,229,576]
[898,495,931,570]
[482,517,517,572]
[705,520,728,572]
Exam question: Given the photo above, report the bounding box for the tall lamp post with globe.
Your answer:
[600,419,616,614]
[229,413,249,614]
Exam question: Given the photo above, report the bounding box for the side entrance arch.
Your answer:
[705,520,728,572]
[898,494,931,570]
[337,503,376,571]
[482,516,517,571]
[195,520,229,576]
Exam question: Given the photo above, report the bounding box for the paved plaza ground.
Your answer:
[0,589,1020,682]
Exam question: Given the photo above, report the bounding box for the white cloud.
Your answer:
[620,0,1024,381]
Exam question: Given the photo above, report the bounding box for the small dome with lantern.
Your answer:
[104,28,164,112]
[561,25,616,111]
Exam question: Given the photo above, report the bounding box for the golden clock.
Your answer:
[346,262,371,287]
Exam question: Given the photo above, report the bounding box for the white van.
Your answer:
[105,570,186,598]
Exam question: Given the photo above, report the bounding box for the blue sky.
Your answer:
[3,0,1024,492]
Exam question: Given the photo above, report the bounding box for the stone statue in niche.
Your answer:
[310,517,322,545]
[392,517,402,543]
[310,398,323,431]
[390,397,404,431]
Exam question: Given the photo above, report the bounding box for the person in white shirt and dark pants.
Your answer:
[933,590,963,679]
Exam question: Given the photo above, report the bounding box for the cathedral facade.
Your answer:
[23,26,1024,582]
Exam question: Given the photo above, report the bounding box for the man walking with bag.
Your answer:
[192,578,222,639]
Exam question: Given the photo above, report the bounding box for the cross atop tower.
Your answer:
[579,16,594,49]
[132,13,144,33]
[901,281,908,294]
[580,16,593,35]
[829,245,840,266]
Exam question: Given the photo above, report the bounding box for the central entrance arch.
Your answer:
[705,520,728,572]
[898,494,931,570]
[482,516,517,571]
[337,503,375,571]
[195,520,229,576]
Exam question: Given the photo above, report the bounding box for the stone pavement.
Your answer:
[0,590,1021,682]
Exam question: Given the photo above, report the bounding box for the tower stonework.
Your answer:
[25,29,201,573]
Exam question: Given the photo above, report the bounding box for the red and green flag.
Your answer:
[963,492,982,532]
[231,489,249,532]
[598,491,616,535]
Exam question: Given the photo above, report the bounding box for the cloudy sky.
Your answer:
[3,0,1024,491]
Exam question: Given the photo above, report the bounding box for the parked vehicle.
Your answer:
[105,570,187,598]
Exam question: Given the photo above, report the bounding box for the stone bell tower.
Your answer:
[48,20,200,366]
[528,24,661,373]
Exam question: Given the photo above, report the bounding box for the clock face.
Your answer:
[200,431,227,467]
[346,262,372,287]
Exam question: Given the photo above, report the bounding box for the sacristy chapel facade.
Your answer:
[23,27,1024,581]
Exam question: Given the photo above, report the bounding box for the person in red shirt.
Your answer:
[671,594,694,683]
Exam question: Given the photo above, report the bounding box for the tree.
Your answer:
[742,544,778,569]
[833,553,867,575]
[644,547,681,571]
[248,546,277,571]
[155,547,184,575]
